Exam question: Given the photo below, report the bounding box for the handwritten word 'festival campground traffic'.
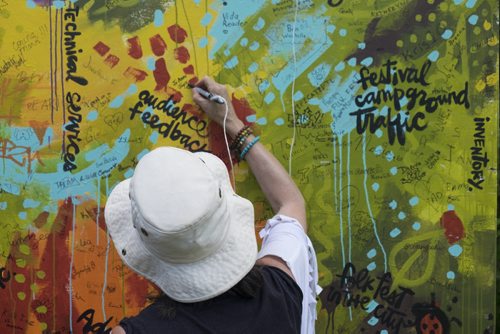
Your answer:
[350,59,469,145]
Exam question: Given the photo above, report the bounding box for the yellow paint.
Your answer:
[483,20,492,31]
[17,291,26,301]
[19,244,30,255]
[389,231,441,288]
[475,79,486,92]
[40,323,48,331]
[36,270,46,279]
[16,258,26,268]
[410,34,418,43]
[487,35,498,46]
[14,273,26,283]
[486,73,498,86]
[36,305,48,314]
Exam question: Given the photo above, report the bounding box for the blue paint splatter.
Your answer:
[240,37,248,46]
[109,95,125,108]
[375,129,383,138]
[264,92,275,104]
[19,212,27,220]
[441,29,453,40]
[381,330,389,334]
[256,117,267,125]
[358,42,366,49]
[428,50,440,62]
[465,0,477,8]
[258,80,270,93]
[347,58,357,67]
[137,149,150,161]
[409,196,419,206]
[201,12,212,26]
[248,62,258,73]
[26,0,36,8]
[53,0,65,9]
[372,183,379,192]
[448,244,463,257]
[453,0,464,4]
[154,9,164,27]
[468,15,479,25]
[124,169,134,178]
[398,211,406,220]
[412,222,421,231]
[147,57,156,71]
[224,56,239,69]
[293,91,304,101]
[246,115,257,122]
[367,248,377,258]
[85,144,109,162]
[374,145,383,155]
[274,118,285,126]
[253,17,265,31]
[367,317,379,326]
[390,228,401,238]
[447,271,456,279]
[334,61,345,72]
[367,262,376,271]
[87,110,98,121]
[309,98,321,105]
[361,57,373,67]
[365,300,379,313]
[149,132,159,144]
[0,202,7,210]
[389,200,397,209]
[126,84,138,95]
[249,41,260,51]
[327,25,336,33]
[390,167,398,175]
[339,28,347,36]
[23,199,40,208]
[448,204,455,210]
[386,151,394,161]
[199,37,208,48]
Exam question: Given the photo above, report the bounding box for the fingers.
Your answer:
[195,76,227,96]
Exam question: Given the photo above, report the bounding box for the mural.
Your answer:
[0,0,497,333]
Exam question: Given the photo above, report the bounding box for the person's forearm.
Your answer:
[226,120,307,230]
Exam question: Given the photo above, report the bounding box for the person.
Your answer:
[105,77,320,333]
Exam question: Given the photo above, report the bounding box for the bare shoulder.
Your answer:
[111,326,126,334]
[256,255,295,281]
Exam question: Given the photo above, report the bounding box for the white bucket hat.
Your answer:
[104,147,257,302]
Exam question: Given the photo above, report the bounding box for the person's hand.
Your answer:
[192,76,244,137]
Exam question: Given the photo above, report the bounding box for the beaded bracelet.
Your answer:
[239,136,260,160]
[230,125,252,150]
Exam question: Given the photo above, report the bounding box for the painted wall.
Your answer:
[0,0,497,333]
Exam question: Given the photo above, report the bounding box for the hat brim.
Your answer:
[105,152,257,303]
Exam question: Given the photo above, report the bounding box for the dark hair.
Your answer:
[148,265,264,319]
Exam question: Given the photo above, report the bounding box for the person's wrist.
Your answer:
[226,119,245,138]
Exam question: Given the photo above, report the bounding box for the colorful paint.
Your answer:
[0,0,497,333]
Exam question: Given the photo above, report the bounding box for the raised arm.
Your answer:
[192,77,306,231]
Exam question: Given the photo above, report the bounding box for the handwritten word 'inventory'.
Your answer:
[129,90,207,152]
[468,117,490,190]
[350,59,469,145]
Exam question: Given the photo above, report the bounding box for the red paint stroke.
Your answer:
[93,41,110,57]
[125,274,149,308]
[183,65,194,75]
[127,36,143,59]
[440,210,465,244]
[153,58,170,91]
[167,24,188,43]
[183,103,203,119]
[124,67,148,82]
[33,211,49,229]
[149,34,167,57]
[188,76,199,87]
[28,120,49,144]
[104,54,120,68]
[208,94,256,171]
[174,46,190,64]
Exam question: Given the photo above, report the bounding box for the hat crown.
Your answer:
[130,147,228,263]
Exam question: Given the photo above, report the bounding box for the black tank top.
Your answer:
[119,266,302,333]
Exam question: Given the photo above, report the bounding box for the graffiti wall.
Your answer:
[0,0,498,333]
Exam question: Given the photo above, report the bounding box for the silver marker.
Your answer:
[193,86,225,104]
